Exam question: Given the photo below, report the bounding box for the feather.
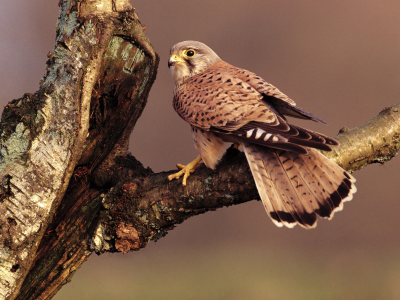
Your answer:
[243,143,356,228]
[191,126,230,169]
[242,143,296,228]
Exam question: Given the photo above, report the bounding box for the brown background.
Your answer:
[1,1,400,299]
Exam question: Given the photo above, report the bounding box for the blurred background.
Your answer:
[1,1,400,299]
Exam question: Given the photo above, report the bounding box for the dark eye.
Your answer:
[185,49,196,57]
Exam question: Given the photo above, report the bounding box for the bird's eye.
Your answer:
[185,49,196,57]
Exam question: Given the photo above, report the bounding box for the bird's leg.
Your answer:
[168,156,202,186]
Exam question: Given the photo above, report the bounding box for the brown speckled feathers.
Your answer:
[169,41,356,228]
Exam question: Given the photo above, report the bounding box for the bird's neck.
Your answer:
[174,75,191,90]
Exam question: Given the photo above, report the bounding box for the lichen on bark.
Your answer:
[0,0,159,299]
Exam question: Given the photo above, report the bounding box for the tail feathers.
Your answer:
[242,143,356,229]
[242,144,297,228]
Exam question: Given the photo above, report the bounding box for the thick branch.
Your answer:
[95,103,400,254]
[17,98,399,300]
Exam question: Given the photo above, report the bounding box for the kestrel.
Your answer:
[167,41,356,228]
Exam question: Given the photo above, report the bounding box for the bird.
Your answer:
[167,40,356,229]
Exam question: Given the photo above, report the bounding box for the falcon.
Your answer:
[167,40,356,228]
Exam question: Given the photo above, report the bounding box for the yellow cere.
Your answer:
[171,54,184,62]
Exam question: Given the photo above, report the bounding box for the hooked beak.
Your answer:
[168,54,184,68]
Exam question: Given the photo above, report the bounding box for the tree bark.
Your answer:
[0,1,399,299]
[0,1,158,299]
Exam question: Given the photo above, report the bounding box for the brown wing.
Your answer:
[216,61,297,106]
[173,61,274,130]
[173,60,335,154]
[219,61,327,123]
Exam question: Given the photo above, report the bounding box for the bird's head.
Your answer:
[168,41,221,85]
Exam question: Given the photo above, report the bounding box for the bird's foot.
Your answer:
[168,156,202,186]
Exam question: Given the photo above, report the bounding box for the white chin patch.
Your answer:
[173,66,187,82]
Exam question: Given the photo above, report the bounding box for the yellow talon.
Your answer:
[168,156,202,186]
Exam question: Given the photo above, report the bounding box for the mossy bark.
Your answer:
[0,1,158,299]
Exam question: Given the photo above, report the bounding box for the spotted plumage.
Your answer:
[168,40,356,228]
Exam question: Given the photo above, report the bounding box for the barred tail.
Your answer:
[242,143,356,228]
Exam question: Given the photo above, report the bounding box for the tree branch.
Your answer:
[94,103,400,254]
[18,99,400,300]
[323,103,400,172]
